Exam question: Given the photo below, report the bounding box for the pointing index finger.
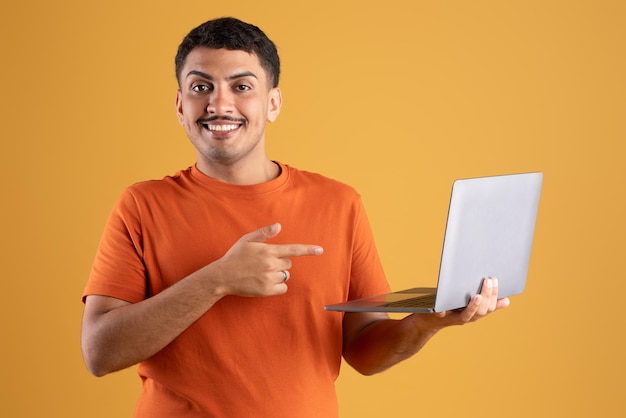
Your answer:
[273,243,324,257]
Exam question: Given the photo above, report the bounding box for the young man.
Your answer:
[81,17,508,417]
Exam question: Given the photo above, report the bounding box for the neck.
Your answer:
[195,158,281,185]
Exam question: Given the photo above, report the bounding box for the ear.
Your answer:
[175,90,184,125]
[266,87,282,123]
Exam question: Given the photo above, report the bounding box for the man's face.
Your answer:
[176,47,281,173]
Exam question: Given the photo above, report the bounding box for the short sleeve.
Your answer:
[82,188,148,303]
[348,197,392,300]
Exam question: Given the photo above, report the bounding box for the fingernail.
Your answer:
[314,246,324,255]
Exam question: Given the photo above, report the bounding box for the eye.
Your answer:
[235,84,251,92]
[191,83,212,93]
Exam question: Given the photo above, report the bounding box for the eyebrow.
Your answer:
[185,70,258,81]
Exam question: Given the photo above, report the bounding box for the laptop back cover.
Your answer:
[434,172,543,311]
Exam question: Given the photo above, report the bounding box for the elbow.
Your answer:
[343,354,390,377]
[81,337,116,377]
[86,361,110,378]
[86,365,108,378]
[351,364,389,377]
[356,367,386,377]
[82,348,111,377]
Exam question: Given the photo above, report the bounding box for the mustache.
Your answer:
[198,115,246,124]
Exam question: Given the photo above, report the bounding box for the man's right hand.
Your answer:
[209,223,324,297]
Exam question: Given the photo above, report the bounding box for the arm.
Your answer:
[342,277,510,376]
[81,223,323,376]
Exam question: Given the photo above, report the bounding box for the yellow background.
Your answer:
[1,0,624,417]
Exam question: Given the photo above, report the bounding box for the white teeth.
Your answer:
[207,124,238,132]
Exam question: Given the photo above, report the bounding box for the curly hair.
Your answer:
[175,17,280,88]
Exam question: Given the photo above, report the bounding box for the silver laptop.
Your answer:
[324,172,543,313]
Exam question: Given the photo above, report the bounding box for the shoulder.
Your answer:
[285,164,361,198]
[124,167,194,198]
[108,168,196,216]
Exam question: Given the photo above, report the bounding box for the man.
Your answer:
[81,17,508,417]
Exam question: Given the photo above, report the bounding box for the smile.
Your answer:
[204,124,240,132]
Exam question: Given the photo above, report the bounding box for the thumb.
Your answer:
[244,223,282,243]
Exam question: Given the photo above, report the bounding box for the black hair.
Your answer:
[175,17,280,88]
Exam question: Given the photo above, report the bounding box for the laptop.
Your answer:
[324,172,543,313]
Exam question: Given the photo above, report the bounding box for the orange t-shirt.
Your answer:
[84,163,391,417]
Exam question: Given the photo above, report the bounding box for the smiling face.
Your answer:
[176,47,282,181]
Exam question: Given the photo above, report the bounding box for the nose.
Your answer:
[207,88,233,115]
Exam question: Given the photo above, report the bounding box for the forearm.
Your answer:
[342,283,509,376]
[81,264,226,376]
[342,315,440,376]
